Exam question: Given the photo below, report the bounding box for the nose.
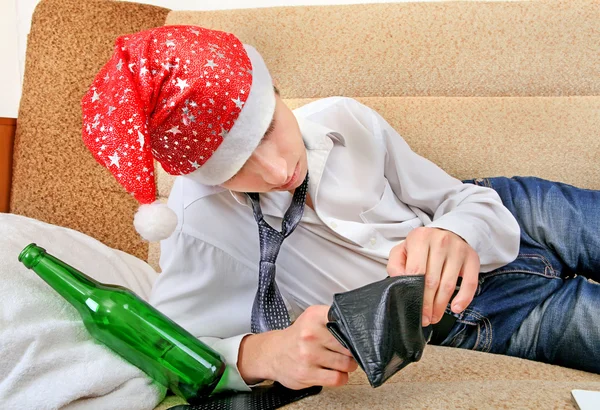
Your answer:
[253,147,288,187]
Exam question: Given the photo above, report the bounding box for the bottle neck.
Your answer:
[20,245,99,306]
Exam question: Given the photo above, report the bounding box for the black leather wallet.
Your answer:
[327,275,431,388]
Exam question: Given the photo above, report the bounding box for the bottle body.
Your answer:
[19,244,225,403]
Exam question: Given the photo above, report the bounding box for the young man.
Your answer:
[82,26,600,393]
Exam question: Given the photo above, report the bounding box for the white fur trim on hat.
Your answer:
[133,202,178,242]
[187,44,276,186]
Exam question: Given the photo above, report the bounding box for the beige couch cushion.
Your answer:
[151,1,600,270]
[167,1,600,98]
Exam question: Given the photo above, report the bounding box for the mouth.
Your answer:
[278,161,300,191]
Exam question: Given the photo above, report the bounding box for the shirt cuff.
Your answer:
[426,215,492,256]
[208,333,253,393]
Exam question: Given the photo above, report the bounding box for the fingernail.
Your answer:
[423,316,430,327]
[452,303,462,312]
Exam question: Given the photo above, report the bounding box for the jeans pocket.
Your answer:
[443,323,468,347]
[481,252,560,281]
[441,308,493,352]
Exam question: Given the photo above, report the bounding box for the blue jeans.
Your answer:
[437,176,600,374]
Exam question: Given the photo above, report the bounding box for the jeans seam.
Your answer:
[519,253,558,276]
[460,308,493,352]
[482,269,561,281]
[471,310,492,352]
[481,254,560,281]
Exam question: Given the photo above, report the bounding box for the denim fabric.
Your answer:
[435,176,600,374]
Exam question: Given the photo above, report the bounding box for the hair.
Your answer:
[273,85,280,95]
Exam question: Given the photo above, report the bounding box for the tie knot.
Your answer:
[246,173,310,264]
[258,221,285,263]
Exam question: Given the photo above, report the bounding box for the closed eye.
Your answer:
[259,116,276,145]
[228,116,276,181]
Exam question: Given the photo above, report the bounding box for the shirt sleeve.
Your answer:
[150,230,253,393]
[196,334,252,393]
[367,104,520,272]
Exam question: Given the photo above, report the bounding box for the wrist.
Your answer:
[237,331,280,384]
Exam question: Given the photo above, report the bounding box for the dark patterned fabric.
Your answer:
[246,173,309,333]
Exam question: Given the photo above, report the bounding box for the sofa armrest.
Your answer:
[0,118,16,213]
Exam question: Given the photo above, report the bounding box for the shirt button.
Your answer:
[330,221,338,229]
[370,237,377,246]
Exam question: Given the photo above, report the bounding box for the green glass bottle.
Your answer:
[18,243,226,404]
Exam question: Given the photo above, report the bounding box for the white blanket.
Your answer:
[0,214,166,410]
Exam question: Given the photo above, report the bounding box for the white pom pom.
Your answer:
[133,202,178,242]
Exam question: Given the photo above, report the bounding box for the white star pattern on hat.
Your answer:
[167,126,181,135]
[204,59,217,69]
[137,131,145,149]
[232,96,244,109]
[108,152,120,168]
[175,78,189,92]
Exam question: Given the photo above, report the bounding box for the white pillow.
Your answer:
[0,214,166,410]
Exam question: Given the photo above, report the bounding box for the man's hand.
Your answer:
[387,227,480,326]
[238,305,358,390]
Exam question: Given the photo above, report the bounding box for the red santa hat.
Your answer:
[81,26,275,241]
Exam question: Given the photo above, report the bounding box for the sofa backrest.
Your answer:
[160,1,600,199]
[12,0,600,269]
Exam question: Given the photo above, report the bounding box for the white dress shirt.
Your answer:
[150,97,520,392]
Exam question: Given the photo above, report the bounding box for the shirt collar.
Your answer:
[228,114,344,207]
[296,115,346,150]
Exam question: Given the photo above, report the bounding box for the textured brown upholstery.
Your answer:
[11,0,169,260]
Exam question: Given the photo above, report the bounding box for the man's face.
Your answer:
[220,92,308,193]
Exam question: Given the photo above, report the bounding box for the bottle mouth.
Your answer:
[18,243,45,269]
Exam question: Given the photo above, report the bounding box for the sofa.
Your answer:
[5,0,600,408]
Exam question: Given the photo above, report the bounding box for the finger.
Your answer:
[300,306,355,356]
[317,349,359,373]
[322,331,355,357]
[423,236,450,325]
[314,369,349,388]
[305,305,331,325]
[431,249,463,324]
[404,234,430,276]
[451,252,480,313]
[387,241,407,276]
[404,236,432,325]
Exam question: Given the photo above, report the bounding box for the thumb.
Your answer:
[387,241,407,276]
